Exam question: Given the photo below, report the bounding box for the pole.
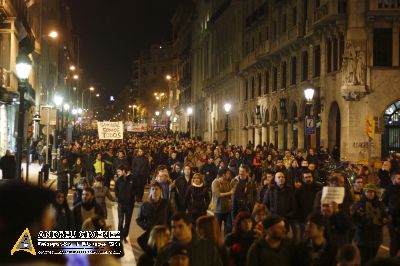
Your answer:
[81,90,84,109]
[26,137,30,183]
[225,113,229,143]
[16,80,26,180]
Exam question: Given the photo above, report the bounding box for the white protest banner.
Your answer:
[321,186,345,204]
[127,123,147,132]
[97,121,123,139]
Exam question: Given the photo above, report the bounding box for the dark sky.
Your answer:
[68,0,182,96]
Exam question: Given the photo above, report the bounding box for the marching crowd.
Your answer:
[1,130,400,266]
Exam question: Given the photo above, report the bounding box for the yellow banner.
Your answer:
[365,115,374,140]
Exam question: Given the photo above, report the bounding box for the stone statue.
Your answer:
[342,41,356,85]
[355,47,366,85]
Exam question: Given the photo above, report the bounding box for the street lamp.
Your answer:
[304,87,315,151]
[70,65,76,71]
[166,75,172,80]
[15,54,32,180]
[48,31,58,39]
[224,103,232,143]
[155,111,160,116]
[73,74,79,80]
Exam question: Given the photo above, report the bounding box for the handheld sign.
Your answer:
[321,186,345,204]
[97,121,123,139]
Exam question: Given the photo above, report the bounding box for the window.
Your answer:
[333,37,338,71]
[282,14,287,32]
[245,79,249,100]
[281,61,287,89]
[374,28,392,66]
[292,7,297,27]
[290,56,297,85]
[265,71,270,94]
[301,51,308,81]
[314,45,321,77]
[327,40,332,73]
[273,67,278,92]
[259,32,262,45]
[251,77,255,98]
[258,73,262,96]
[273,21,277,39]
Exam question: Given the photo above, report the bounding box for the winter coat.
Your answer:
[246,238,295,266]
[263,185,296,221]
[382,184,400,226]
[131,156,150,178]
[286,167,302,188]
[225,232,256,266]
[155,234,223,266]
[296,239,337,266]
[136,199,171,231]
[54,205,74,231]
[295,183,322,222]
[231,176,257,212]
[378,169,392,189]
[0,155,16,178]
[115,174,136,205]
[185,185,211,217]
[352,196,387,247]
[113,157,129,172]
[170,176,191,212]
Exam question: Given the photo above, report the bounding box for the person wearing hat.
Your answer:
[297,211,338,266]
[167,243,190,266]
[212,168,234,236]
[246,215,295,266]
[352,183,388,265]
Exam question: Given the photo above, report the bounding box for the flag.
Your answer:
[365,115,374,140]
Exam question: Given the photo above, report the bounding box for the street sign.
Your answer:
[305,116,315,135]
[39,106,57,126]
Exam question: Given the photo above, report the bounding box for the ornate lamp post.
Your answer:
[15,54,32,180]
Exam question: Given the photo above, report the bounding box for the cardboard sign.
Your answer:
[97,121,123,139]
[321,186,345,204]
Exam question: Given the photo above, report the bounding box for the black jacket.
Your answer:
[263,185,295,220]
[136,199,171,231]
[382,184,400,224]
[286,167,302,187]
[0,155,16,178]
[72,201,104,230]
[378,169,392,189]
[200,163,218,188]
[246,238,295,266]
[131,156,150,177]
[115,174,136,205]
[295,183,322,222]
[296,239,337,266]
[185,185,211,216]
[171,176,191,212]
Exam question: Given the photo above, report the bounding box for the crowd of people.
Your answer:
[1,130,400,266]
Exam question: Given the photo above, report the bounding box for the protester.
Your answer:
[57,157,70,195]
[246,215,295,266]
[225,212,256,266]
[92,174,116,218]
[137,225,171,266]
[352,183,388,265]
[184,173,210,222]
[211,168,233,235]
[170,164,192,212]
[196,215,228,266]
[132,148,150,202]
[0,150,16,179]
[136,181,171,250]
[155,212,223,266]
[115,165,137,242]
[53,190,74,231]
[231,164,257,218]
[72,187,104,230]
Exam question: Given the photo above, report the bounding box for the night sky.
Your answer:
[68,0,183,96]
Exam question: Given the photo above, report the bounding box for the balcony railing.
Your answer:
[370,0,400,10]
[312,0,344,26]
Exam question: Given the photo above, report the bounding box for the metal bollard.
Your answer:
[38,171,43,187]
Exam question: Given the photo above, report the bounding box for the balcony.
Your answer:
[239,51,257,71]
[255,41,270,58]
[312,0,345,27]
[370,0,400,10]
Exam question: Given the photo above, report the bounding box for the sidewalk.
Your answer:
[20,161,57,188]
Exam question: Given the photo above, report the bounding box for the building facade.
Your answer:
[188,0,400,162]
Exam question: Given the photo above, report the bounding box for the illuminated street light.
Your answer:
[63,103,70,111]
[155,111,160,116]
[304,87,315,103]
[187,107,193,115]
[53,95,63,107]
[70,65,76,71]
[166,110,172,117]
[77,108,83,114]
[72,109,77,115]
[166,75,172,80]
[48,31,58,39]
[73,74,79,80]
[90,86,95,91]
[224,103,232,113]
[96,93,100,97]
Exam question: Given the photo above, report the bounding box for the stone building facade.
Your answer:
[187,0,400,161]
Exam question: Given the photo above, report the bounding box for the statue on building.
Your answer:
[342,41,356,85]
[355,47,366,85]
[341,41,368,101]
